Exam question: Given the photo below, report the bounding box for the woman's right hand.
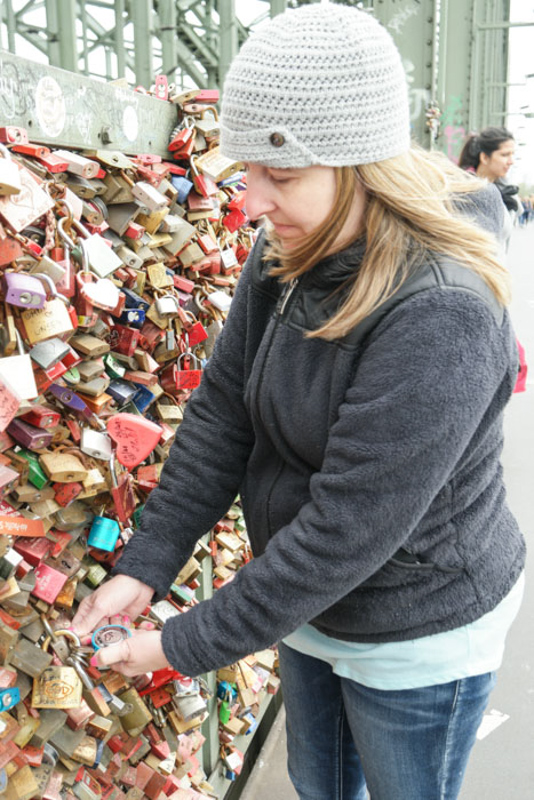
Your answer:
[71,574,154,638]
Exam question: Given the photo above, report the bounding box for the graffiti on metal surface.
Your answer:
[440,95,466,163]
[0,59,29,120]
[387,0,421,35]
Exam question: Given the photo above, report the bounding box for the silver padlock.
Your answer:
[0,329,38,400]
[116,244,143,270]
[131,181,168,212]
[30,337,71,370]
[80,427,112,461]
[72,217,123,279]
[155,293,180,317]
[0,142,22,196]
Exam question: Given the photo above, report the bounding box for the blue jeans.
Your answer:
[278,642,496,800]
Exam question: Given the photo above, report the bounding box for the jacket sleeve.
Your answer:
[112,245,261,597]
[159,287,516,676]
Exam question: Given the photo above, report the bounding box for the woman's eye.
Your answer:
[270,173,292,184]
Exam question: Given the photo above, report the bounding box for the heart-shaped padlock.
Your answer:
[80,276,121,311]
[106,413,162,468]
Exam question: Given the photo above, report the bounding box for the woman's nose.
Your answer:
[244,169,276,221]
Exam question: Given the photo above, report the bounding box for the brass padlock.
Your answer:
[39,451,88,483]
[0,142,22,196]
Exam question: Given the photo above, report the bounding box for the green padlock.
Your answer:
[103,352,126,379]
[219,699,231,724]
[19,449,48,490]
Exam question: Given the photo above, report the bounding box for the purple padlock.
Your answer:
[1,272,47,309]
[49,383,94,421]
[6,418,53,451]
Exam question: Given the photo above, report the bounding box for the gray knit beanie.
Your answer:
[220,3,411,168]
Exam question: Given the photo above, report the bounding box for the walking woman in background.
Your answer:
[73,5,525,799]
[459,127,521,248]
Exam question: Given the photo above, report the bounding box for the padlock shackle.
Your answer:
[57,216,76,250]
[32,271,70,305]
[199,105,219,121]
[109,450,119,488]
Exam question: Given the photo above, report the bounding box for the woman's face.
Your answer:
[244,164,366,250]
[478,139,515,181]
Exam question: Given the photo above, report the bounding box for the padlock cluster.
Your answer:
[0,85,279,799]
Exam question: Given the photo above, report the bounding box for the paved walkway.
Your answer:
[241,224,534,800]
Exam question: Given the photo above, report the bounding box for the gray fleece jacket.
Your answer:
[115,187,525,677]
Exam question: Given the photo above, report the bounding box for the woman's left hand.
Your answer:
[91,629,171,677]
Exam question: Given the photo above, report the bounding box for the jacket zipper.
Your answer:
[278,277,299,316]
[255,277,299,539]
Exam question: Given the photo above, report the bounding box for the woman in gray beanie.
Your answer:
[73,4,525,799]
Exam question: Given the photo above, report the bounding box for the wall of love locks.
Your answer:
[0,75,280,800]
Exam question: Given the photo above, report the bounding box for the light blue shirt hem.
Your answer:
[282,573,525,691]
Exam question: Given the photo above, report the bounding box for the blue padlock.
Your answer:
[132,385,156,413]
[171,175,194,204]
[0,687,20,711]
[122,288,150,312]
[108,380,138,406]
[118,308,146,329]
[87,516,120,551]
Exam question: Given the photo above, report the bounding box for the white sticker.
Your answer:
[35,75,66,138]
[123,105,139,142]
[476,708,510,740]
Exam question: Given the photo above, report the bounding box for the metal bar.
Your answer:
[80,0,90,75]
[175,45,209,89]
[270,0,287,16]
[5,0,17,53]
[0,49,179,156]
[15,29,50,57]
[180,22,217,67]
[159,0,177,82]
[477,21,534,29]
[205,0,218,87]
[57,0,78,73]
[14,0,42,19]
[469,0,480,132]
[218,0,238,90]
[115,0,126,78]
[44,0,61,66]
[131,0,153,88]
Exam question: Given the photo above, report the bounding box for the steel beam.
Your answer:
[115,0,127,78]
[159,0,178,82]
[270,0,287,16]
[373,0,438,148]
[218,0,238,89]
[131,0,153,88]
[56,0,78,73]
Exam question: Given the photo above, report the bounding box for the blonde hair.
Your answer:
[265,147,511,341]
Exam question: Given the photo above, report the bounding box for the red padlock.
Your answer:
[181,315,208,347]
[172,137,196,161]
[175,353,203,391]
[168,120,195,152]
[223,208,248,233]
[53,481,83,507]
[74,272,99,327]
[19,405,61,429]
[110,453,136,524]
[190,155,218,198]
[110,324,140,357]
